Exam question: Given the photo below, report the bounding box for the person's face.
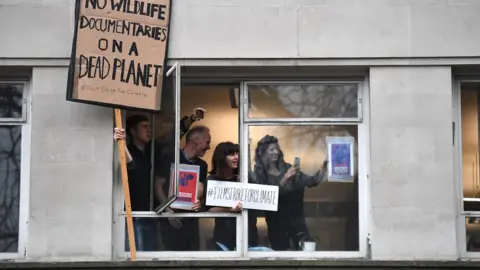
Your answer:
[133,121,151,143]
[226,152,239,169]
[194,132,211,157]
[266,143,280,162]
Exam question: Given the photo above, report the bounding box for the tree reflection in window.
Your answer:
[248,84,358,119]
[0,126,20,252]
[0,84,23,119]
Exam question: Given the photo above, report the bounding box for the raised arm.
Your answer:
[293,160,329,189]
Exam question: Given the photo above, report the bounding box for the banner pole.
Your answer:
[114,108,137,260]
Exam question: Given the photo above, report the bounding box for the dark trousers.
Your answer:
[160,218,200,251]
[265,215,309,251]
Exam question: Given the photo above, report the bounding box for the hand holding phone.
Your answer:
[193,107,207,121]
[294,157,301,170]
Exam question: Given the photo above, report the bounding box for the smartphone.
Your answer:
[194,109,204,120]
[294,157,301,170]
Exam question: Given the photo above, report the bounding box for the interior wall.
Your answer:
[461,91,479,198]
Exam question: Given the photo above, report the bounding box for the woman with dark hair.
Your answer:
[203,142,259,251]
[253,135,327,251]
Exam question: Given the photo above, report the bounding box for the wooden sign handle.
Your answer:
[114,108,136,260]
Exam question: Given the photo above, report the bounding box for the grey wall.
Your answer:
[28,67,114,261]
[1,0,480,59]
[369,67,457,260]
[0,0,466,262]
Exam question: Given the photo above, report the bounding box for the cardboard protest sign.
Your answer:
[327,136,355,183]
[205,181,279,212]
[67,0,171,111]
[168,164,200,210]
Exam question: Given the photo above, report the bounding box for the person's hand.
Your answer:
[284,167,297,181]
[114,128,126,141]
[192,199,201,212]
[193,107,207,121]
[166,207,183,229]
[230,201,242,212]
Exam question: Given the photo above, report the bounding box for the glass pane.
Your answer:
[0,84,23,119]
[248,84,358,119]
[124,217,237,251]
[460,83,480,212]
[0,125,21,252]
[248,125,359,251]
[123,68,176,212]
[466,216,480,252]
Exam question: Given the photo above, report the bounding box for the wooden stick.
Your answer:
[114,108,137,260]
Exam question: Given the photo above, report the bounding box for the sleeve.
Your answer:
[127,159,136,170]
[294,168,327,189]
[179,116,191,139]
[276,164,296,194]
[199,160,208,184]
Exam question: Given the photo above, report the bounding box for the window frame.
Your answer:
[239,80,369,259]
[453,78,480,259]
[112,64,242,259]
[112,73,370,260]
[0,81,28,123]
[0,80,30,260]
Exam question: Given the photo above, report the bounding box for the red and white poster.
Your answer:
[168,164,200,210]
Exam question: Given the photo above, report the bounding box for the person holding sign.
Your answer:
[252,135,328,251]
[203,142,259,251]
[113,108,206,251]
[157,126,210,251]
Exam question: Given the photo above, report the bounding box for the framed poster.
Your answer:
[66,0,172,111]
[326,136,355,183]
[168,164,200,210]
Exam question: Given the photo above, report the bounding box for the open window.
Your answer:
[113,67,369,259]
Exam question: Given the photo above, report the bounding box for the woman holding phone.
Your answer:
[252,135,328,251]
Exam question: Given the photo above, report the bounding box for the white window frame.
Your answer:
[112,64,242,260]
[239,80,369,259]
[112,73,371,260]
[0,80,30,260]
[453,78,480,259]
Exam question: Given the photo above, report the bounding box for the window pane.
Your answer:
[248,125,359,251]
[124,217,237,251]
[460,83,480,211]
[0,84,23,119]
[124,70,176,212]
[0,125,21,252]
[248,84,358,119]
[466,216,480,252]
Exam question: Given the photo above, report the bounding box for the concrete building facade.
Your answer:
[1,0,480,267]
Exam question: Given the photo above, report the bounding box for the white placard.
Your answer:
[205,181,279,212]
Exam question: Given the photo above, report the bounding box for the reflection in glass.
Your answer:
[124,217,236,251]
[0,125,21,252]
[0,84,23,119]
[248,125,359,251]
[248,84,358,119]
